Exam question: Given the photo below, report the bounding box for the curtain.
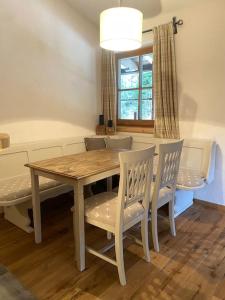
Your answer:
[153,22,180,139]
[101,49,117,129]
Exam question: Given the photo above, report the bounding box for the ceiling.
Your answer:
[66,0,203,26]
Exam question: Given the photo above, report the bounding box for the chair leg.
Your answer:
[115,232,126,286]
[151,206,160,252]
[141,214,150,262]
[169,198,176,237]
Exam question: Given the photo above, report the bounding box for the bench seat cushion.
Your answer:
[0,175,61,204]
[177,168,205,190]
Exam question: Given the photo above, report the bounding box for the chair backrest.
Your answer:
[117,146,155,222]
[84,137,106,151]
[105,136,133,150]
[155,140,184,193]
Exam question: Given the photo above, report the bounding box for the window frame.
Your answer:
[116,46,154,128]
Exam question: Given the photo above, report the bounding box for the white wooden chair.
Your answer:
[84,146,155,285]
[151,140,184,252]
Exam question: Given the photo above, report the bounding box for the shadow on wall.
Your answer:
[195,144,224,205]
[44,0,98,46]
[0,0,99,132]
[148,0,162,17]
[179,93,198,136]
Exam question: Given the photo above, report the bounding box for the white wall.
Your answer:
[0,0,100,143]
[143,0,225,205]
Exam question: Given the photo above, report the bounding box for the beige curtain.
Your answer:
[101,49,117,128]
[153,22,180,139]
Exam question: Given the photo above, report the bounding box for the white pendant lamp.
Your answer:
[100,1,143,52]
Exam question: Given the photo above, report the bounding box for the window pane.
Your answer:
[119,56,139,89]
[140,89,153,120]
[117,50,154,123]
[120,101,139,120]
[141,53,153,88]
[142,88,152,99]
[119,90,139,120]
[120,90,139,101]
[141,100,153,120]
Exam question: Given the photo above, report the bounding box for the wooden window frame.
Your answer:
[116,46,154,128]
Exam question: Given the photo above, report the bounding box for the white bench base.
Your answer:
[4,202,33,233]
[174,190,194,217]
[3,185,73,232]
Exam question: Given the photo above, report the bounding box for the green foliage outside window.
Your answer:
[118,53,153,121]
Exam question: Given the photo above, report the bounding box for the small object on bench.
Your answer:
[106,127,115,135]
[0,133,10,149]
[106,120,115,135]
[96,115,106,135]
[99,114,105,125]
[96,125,106,135]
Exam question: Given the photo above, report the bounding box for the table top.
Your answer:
[25,149,121,180]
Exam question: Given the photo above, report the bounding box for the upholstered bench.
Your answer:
[0,137,85,232]
[173,139,216,216]
[124,135,217,216]
[0,174,71,233]
[0,175,61,206]
[0,135,217,231]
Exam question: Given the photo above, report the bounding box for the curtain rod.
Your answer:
[142,17,183,34]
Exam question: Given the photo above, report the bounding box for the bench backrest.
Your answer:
[130,136,216,185]
[0,135,216,186]
[0,137,85,180]
[180,139,216,184]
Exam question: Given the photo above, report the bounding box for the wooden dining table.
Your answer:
[25,149,122,272]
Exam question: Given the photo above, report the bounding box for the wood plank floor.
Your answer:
[1,194,225,300]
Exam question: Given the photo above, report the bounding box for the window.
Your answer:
[116,47,154,128]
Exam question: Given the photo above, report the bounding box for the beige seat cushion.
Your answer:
[150,184,173,207]
[177,168,205,189]
[85,192,144,227]
[0,174,61,203]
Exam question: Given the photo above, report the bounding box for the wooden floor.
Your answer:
[1,194,225,300]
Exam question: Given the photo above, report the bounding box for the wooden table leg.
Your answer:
[30,169,42,243]
[74,181,85,271]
